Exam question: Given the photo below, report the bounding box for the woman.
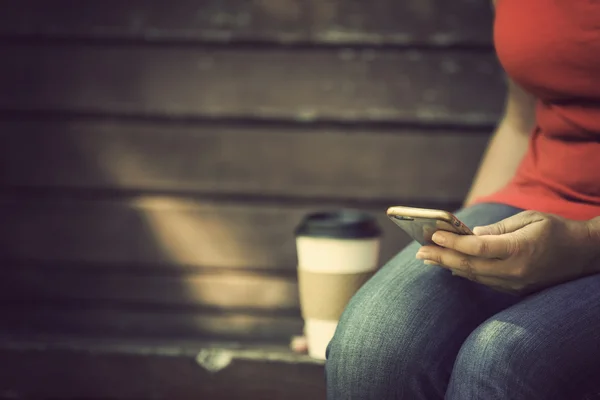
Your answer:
[326,0,600,398]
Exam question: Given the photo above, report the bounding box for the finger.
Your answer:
[417,246,489,278]
[473,210,545,236]
[431,231,517,259]
[417,246,522,279]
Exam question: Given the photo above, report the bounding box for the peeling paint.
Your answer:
[194,347,324,373]
[196,349,234,373]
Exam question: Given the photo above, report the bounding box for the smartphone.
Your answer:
[386,206,473,245]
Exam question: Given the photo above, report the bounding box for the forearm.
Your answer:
[463,120,529,206]
[464,78,536,207]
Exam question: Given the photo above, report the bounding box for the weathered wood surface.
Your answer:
[0,44,505,125]
[0,0,503,355]
[0,267,300,312]
[0,119,488,202]
[0,304,303,341]
[0,195,416,270]
[0,337,326,399]
[0,0,494,46]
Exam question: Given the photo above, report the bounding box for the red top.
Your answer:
[474,0,600,221]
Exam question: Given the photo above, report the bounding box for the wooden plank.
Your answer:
[0,268,300,312]
[0,195,416,270]
[0,304,303,341]
[0,0,494,46]
[0,119,489,202]
[0,338,325,400]
[0,44,505,125]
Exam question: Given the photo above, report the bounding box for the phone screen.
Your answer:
[390,215,469,245]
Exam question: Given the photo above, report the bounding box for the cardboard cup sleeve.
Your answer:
[298,269,375,321]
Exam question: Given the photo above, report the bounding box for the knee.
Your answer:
[326,289,402,374]
[449,320,536,395]
[325,276,445,398]
[325,294,407,398]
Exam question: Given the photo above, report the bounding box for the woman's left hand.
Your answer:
[416,211,600,295]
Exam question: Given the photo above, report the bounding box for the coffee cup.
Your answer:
[295,210,381,360]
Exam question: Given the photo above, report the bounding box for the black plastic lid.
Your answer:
[295,209,381,239]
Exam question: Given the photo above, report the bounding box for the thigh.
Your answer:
[449,273,600,399]
[326,203,524,399]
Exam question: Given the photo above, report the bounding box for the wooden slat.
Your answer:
[0,119,489,202]
[0,195,416,270]
[0,338,326,400]
[0,0,494,46]
[0,268,300,312]
[0,304,303,341]
[0,44,505,125]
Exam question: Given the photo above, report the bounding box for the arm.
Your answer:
[463,76,536,206]
[464,0,537,206]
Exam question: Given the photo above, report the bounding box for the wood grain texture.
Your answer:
[0,119,489,202]
[0,304,303,341]
[0,195,415,270]
[0,44,505,125]
[0,0,494,46]
[0,268,300,312]
[0,338,326,400]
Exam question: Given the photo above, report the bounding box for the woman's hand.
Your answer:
[415,211,600,295]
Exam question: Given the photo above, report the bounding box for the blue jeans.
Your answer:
[326,203,600,399]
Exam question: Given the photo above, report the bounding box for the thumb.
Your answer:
[473,211,543,236]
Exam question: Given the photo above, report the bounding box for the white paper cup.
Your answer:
[295,210,381,360]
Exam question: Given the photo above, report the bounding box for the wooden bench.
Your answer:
[0,1,502,398]
[0,335,325,399]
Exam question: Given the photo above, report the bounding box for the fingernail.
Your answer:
[423,260,439,266]
[415,250,427,259]
[432,232,445,245]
